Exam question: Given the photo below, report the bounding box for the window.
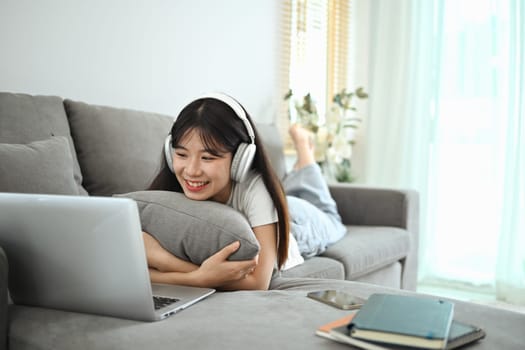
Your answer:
[279,0,350,150]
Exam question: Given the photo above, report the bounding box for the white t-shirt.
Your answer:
[226,171,277,227]
[226,171,304,270]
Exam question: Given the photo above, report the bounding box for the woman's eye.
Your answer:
[202,156,216,161]
[174,152,187,158]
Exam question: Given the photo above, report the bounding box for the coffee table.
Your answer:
[7,278,525,349]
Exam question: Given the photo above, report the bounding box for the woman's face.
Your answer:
[172,129,233,203]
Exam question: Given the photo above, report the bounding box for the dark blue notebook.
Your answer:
[331,320,485,350]
[347,293,454,349]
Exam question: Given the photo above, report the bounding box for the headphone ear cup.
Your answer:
[164,134,175,174]
[231,143,256,182]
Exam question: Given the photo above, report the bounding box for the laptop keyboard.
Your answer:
[153,296,180,310]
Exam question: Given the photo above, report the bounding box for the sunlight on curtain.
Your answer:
[495,0,525,305]
[430,0,506,285]
[365,0,440,283]
[431,0,525,302]
[366,0,525,304]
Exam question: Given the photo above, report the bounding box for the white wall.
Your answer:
[0,0,280,123]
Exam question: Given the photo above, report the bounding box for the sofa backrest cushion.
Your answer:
[0,137,80,195]
[64,99,174,196]
[0,92,87,195]
[255,123,287,180]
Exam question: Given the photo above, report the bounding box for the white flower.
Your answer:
[326,134,352,164]
[344,127,357,142]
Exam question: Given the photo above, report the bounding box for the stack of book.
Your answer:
[316,293,485,349]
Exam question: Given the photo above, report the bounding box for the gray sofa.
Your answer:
[0,92,419,349]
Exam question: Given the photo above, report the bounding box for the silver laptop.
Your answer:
[0,192,215,322]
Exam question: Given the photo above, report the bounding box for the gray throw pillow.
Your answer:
[0,136,80,195]
[116,191,260,265]
[0,92,87,195]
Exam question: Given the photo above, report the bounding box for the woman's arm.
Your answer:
[143,232,258,288]
[218,223,278,291]
[143,232,198,273]
[149,242,258,287]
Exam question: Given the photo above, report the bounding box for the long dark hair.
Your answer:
[151,97,290,269]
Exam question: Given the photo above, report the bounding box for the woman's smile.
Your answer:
[184,179,210,191]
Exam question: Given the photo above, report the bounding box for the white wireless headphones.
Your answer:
[164,92,256,182]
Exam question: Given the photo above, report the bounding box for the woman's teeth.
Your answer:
[186,180,208,188]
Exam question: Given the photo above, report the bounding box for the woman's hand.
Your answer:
[217,223,277,291]
[193,241,258,287]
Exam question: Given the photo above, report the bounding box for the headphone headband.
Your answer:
[199,92,255,144]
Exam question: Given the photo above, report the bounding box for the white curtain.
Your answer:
[495,0,525,305]
[364,0,525,304]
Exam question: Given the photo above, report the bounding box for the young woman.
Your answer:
[144,93,346,291]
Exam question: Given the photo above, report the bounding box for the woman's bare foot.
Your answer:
[289,124,316,170]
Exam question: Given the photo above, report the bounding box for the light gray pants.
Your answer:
[282,164,347,258]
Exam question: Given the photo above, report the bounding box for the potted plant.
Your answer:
[285,87,368,182]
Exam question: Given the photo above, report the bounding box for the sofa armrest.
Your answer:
[329,184,419,290]
[0,246,7,350]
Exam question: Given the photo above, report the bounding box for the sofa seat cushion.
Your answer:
[0,92,87,195]
[117,191,260,264]
[64,100,174,196]
[8,283,525,350]
[279,256,344,280]
[321,226,410,280]
[0,137,80,195]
